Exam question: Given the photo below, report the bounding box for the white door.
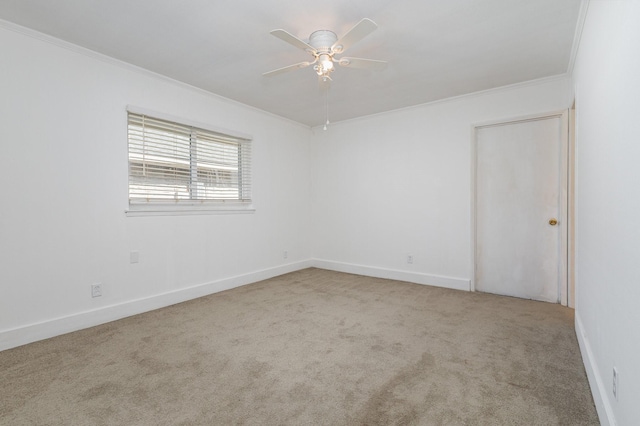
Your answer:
[474,113,567,303]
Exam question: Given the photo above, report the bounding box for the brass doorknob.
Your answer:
[549,218,558,226]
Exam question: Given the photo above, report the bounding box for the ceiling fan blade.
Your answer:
[338,57,387,70]
[270,29,316,52]
[263,61,312,77]
[331,18,378,54]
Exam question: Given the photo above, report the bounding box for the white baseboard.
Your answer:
[0,260,313,352]
[311,259,470,291]
[575,311,616,426]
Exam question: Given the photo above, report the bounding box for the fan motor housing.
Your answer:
[308,30,338,53]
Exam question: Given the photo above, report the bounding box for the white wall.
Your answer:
[310,78,572,289]
[572,1,640,424]
[0,24,312,350]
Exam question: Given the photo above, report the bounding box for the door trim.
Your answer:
[470,110,570,305]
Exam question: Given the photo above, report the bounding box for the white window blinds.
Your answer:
[128,112,251,205]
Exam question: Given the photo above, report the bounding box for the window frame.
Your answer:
[125,106,254,217]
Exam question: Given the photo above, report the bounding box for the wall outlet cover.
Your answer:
[91,284,102,298]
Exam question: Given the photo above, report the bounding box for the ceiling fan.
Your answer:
[263,18,387,84]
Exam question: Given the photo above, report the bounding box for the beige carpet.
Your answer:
[1,268,598,425]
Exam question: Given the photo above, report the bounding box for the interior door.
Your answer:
[474,113,567,303]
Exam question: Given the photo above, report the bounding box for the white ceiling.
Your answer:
[0,0,583,127]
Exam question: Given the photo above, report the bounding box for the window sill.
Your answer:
[125,203,255,217]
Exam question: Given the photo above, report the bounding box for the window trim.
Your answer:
[125,106,254,216]
[124,204,256,217]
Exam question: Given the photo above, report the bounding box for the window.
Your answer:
[127,111,252,212]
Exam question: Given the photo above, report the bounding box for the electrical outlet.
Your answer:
[91,283,102,298]
[283,250,288,259]
[407,255,414,264]
[613,367,619,400]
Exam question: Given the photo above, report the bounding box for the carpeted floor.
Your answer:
[0,268,598,425]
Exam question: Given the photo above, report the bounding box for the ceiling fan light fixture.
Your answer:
[315,55,334,77]
[319,54,334,72]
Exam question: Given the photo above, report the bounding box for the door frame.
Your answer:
[470,110,570,305]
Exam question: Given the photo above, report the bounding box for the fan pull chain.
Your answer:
[323,90,330,130]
